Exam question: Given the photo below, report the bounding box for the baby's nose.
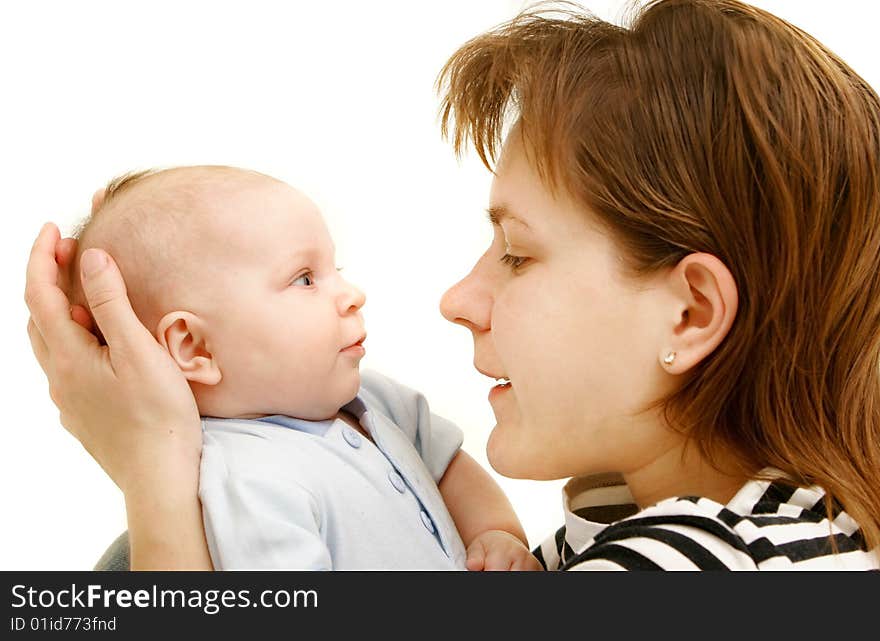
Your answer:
[338,279,366,314]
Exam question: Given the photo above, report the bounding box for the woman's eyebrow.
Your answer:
[486,205,531,229]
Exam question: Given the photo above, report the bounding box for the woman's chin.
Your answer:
[486,423,571,481]
[486,420,550,480]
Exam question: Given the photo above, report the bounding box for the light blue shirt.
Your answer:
[198,370,467,570]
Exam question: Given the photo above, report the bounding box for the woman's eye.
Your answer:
[500,253,529,271]
[291,271,314,287]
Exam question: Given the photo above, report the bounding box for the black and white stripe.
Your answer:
[534,472,879,571]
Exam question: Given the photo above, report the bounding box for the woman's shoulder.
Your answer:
[562,473,880,571]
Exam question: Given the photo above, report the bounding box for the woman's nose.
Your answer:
[439,256,493,332]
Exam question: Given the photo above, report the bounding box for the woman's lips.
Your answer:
[488,379,512,401]
[476,367,512,400]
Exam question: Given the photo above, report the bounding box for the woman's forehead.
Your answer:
[491,143,595,236]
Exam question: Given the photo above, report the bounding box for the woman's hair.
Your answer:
[438,0,880,550]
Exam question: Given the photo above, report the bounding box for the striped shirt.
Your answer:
[534,469,879,570]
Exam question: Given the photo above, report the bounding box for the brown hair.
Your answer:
[438,0,880,550]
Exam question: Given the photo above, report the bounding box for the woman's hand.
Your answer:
[25,222,202,495]
[26,221,213,569]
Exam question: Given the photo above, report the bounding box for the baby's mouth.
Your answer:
[341,334,367,351]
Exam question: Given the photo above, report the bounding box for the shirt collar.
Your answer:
[562,473,638,553]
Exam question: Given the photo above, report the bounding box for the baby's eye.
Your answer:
[290,271,314,287]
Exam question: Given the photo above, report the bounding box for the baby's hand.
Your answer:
[465,530,544,571]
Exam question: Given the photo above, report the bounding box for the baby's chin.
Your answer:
[199,368,362,422]
[275,373,362,421]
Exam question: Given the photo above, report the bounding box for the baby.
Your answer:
[69,165,539,570]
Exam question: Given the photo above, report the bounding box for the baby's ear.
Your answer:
[156,311,222,385]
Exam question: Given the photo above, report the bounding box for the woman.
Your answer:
[26,0,880,569]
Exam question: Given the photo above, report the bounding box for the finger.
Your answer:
[91,187,106,213]
[70,304,96,333]
[55,238,78,301]
[483,548,512,571]
[466,542,487,571]
[511,554,540,571]
[79,248,153,353]
[55,237,78,269]
[27,317,50,373]
[25,223,81,348]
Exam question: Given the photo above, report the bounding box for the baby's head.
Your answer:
[71,166,367,420]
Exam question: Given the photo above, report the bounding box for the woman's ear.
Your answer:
[659,253,738,374]
[155,311,222,385]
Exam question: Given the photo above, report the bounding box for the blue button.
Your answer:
[342,427,362,448]
[420,510,435,534]
[388,470,406,494]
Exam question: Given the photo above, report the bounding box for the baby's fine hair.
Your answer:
[69,165,276,331]
[72,169,158,240]
[73,165,274,240]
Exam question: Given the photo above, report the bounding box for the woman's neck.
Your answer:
[623,439,751,510]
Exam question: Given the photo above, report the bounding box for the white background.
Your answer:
[2,1,878,569]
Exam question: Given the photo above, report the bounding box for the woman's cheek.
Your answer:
[491,289,523,364]
[493,285,549,410]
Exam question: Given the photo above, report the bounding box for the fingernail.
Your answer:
[81,248,107,279]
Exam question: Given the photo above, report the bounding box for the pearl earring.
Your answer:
[662,351,676,365]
